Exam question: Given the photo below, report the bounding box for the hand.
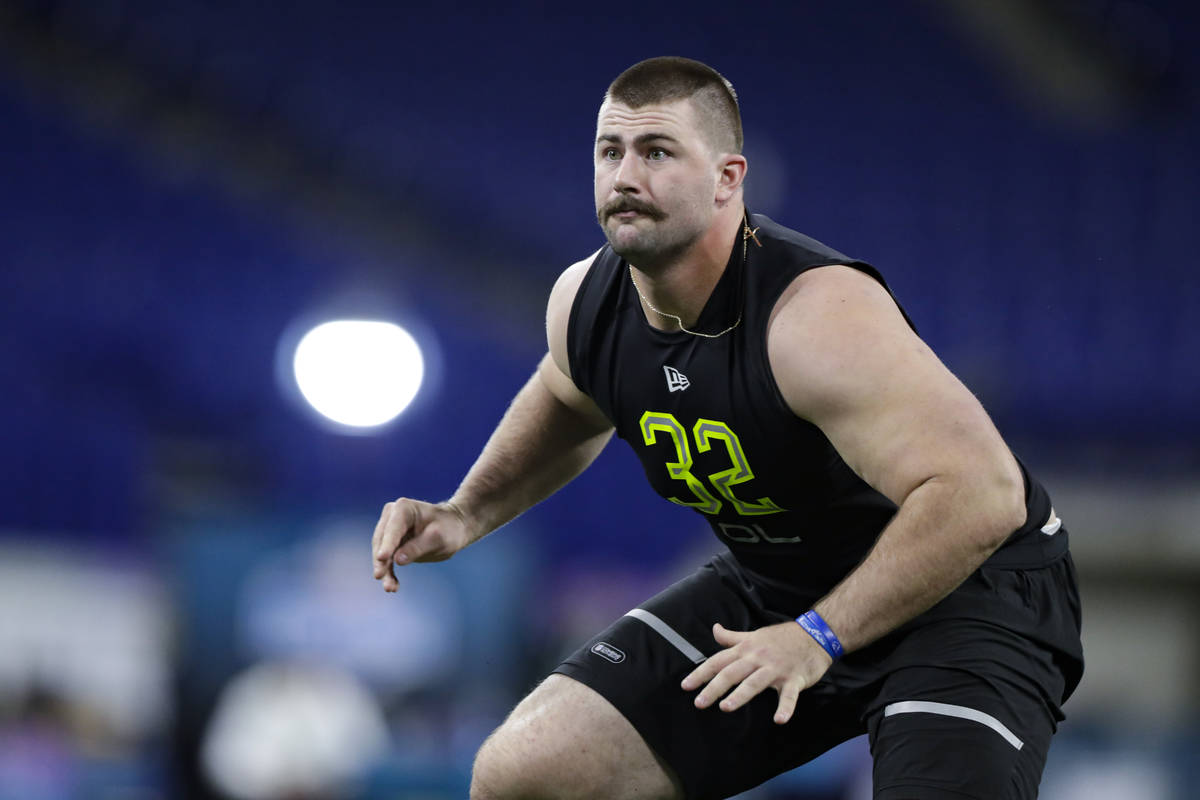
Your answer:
[680,621,833,725]
[371,498,474,592]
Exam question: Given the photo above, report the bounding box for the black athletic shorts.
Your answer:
[554,529,1083,800]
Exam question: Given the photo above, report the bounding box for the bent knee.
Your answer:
[468,675,680,800]
[470,721,580,800]
[469,730,532,800]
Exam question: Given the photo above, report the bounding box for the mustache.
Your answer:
[600,197,666,221]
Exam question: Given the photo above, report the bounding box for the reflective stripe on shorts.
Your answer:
[625,608,707,664]
[883,700,1024,750]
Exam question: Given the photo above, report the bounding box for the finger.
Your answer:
[381,563,399,593]
[392,500,426,564]
[712,622,747,646]
[376,499,417,566]
[681,647,737,691]
[774,679,802,725]
[372,503,394,578]
[375,500,408,560]
[718,667,774,713]
[694,659,757,709]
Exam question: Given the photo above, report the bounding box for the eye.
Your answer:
[601,147,621,161]
[647,148,670,161]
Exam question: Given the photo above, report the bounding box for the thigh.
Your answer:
[866,665,1056,800]
[474,673,682,800]
[553,560,865,800]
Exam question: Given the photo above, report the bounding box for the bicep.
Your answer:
[769,267,1019,506]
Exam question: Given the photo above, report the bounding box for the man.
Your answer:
[372,57,1083,799]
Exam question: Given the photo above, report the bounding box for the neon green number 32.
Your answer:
[639,412,784,517]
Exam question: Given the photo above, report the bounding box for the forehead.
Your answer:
[595,98,700,142]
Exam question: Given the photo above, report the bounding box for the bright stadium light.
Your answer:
[292,320,424,429]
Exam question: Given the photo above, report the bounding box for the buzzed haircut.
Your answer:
[605,57,743,155]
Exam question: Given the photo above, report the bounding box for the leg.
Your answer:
[868,693,1054,799]
[469,673,682,800]
[865,661,1059,799]
[476,557,864,800]
[834,547,1082,798]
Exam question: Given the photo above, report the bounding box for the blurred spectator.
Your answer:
[200,661,388,800]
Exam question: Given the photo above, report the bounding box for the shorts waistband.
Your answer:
[983,511,1070,569]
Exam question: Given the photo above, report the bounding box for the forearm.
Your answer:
[448,369,613,542]
[813,476,1024,652]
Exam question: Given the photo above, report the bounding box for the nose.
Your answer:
[612,152,643,195]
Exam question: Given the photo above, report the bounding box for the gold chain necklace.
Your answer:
[628,215,761,339]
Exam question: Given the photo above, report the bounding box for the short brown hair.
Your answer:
[605,56,743,154]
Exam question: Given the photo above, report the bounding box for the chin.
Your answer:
[606,236,640,260]
[604,223,643,252]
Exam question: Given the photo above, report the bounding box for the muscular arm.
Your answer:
[372,254,612,588]
[452,253,613,535]
[770,266,1026,650]
[683,265,1027,722]
[449,351,613,538]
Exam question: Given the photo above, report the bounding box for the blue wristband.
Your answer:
[795,610,844,661]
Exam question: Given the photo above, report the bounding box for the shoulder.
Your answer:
[752,213,858,266]
[770,263,902,323]
[547,247,606,379]
[767,265,925,421]
[548,247,603,318]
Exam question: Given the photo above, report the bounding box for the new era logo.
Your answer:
[664,366,690,392]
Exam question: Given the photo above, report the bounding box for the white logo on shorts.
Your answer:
[590,642,626,663]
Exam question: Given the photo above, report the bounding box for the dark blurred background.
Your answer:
[1,1,1197,798]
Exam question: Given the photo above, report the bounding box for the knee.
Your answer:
[468,674,679,800]
[470,711,593,800]
[469,728,539,800]
[467,735,502,800]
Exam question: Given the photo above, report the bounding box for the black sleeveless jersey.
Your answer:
[567,213,1055,593]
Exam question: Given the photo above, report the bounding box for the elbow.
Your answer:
[926,463,1026,553]
[978,466,1027,550]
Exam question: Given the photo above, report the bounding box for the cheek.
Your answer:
[594,166,615,196]
[676,174,715,211]
[699,173,724,208]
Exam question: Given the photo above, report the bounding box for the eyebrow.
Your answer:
[596,132,681,147]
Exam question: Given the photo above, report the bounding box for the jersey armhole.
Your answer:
[565,247,608,397]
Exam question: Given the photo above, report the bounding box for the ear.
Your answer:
[715,154,748,205]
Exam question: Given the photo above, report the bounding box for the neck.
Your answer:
[630,202,745,330]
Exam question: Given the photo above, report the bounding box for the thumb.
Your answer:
[393,535,429,565]
[395,518,450,565]
[712,622,745,646]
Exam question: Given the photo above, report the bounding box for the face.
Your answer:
[594,98,725,268]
